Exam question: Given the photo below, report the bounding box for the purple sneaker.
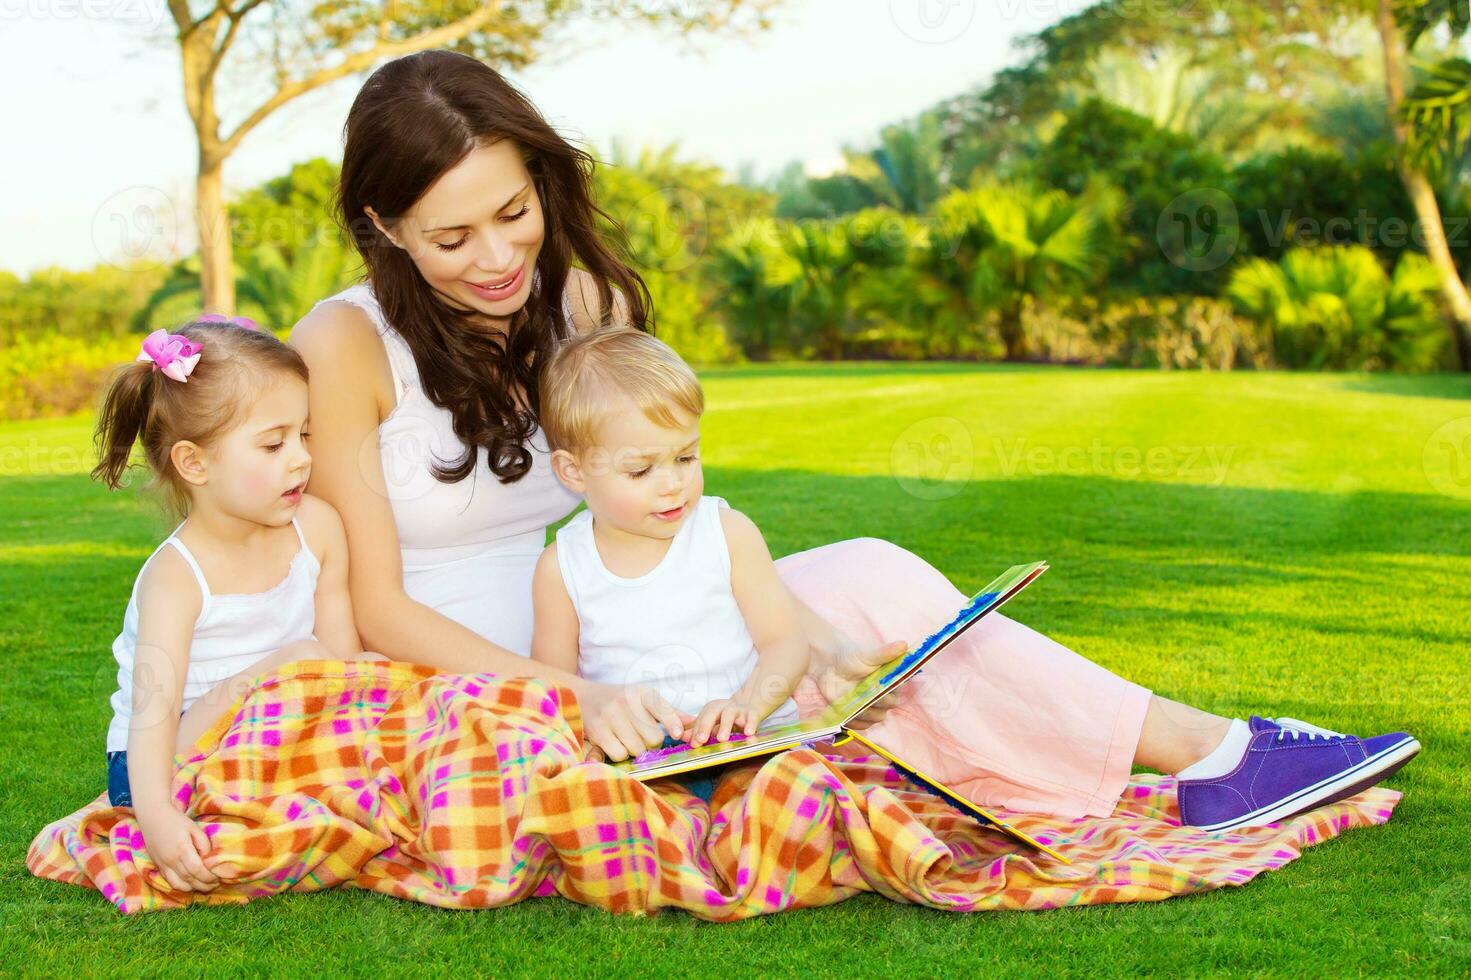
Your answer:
[1178,723,1421,831]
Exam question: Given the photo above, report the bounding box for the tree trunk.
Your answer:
[196,158,235,314]
[999,305,1026,361]
[1377,0,1471,371]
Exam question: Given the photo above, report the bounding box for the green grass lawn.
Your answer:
[3,364,1468,974]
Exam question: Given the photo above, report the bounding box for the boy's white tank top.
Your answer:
[555,495,799,726]
[105,517,319,753]
[307,277,582,656]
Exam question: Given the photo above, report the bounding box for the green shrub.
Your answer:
[1227,246,1447,370]
[0,334,141,421]
[1022,296,1271,369]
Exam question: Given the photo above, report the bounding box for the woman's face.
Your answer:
[373,139,545,325]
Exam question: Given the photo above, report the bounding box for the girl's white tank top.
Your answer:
[105,517,319,753]
[307,277,581,656]
[554,495,799,726]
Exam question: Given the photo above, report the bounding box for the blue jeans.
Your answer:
[106,750,132,807]
[655,735,718,802]
[107,710,185,806]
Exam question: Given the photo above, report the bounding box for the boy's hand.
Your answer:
[136,805,221,894]
[689,697,759,747]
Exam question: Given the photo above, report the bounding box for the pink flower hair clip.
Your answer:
[136,329,204,383]
[196,313,260,331]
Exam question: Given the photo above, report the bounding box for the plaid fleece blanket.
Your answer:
[27,660,1400,918]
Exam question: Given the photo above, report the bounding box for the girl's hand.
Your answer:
[136,806,221,893]
[581,682,693,761]
[689,698,757,747]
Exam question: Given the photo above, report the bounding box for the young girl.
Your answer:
[92,317,382,894]
[530,327,807,750]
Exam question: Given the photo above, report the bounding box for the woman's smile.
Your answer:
[464,261,526,302]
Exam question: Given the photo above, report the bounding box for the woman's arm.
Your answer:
[529,544,580,674]
[289,303,565,679]
[288,301,683,757]
[781,572,907,727]
[297,493,363,656]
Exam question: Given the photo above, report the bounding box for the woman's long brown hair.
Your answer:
[338,49,653,484]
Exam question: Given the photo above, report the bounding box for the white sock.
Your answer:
[1176,718,1252,780]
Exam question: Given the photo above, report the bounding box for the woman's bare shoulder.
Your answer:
[564,267,631,333]
[289,296,382,355]
[288,298,395,416]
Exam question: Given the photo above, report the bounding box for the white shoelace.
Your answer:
[1271,717,1348,742]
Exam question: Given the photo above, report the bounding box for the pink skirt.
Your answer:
[774,537,1153,819]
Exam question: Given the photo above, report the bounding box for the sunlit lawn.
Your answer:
[3,363,1468,973]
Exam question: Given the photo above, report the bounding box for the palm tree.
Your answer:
[922,179,1119,361]
[1226,245,1444,369]
[709,218,802,359]
[843,209,938,356]
[780,219,865,359]
[1377,0,1471,369]
[841,115,949,215]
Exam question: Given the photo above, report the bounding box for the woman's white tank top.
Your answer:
[554,495,799,726]
[308,278,581,655]
[105,517,319,752]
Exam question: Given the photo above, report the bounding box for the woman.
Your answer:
[289,50,1416,828]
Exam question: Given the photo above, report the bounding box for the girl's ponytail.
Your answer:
[88,319,307,516]
[91,360,157,491]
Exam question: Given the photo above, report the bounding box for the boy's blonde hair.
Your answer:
[538,326,704,454]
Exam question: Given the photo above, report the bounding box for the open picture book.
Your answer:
[610,559,1069,863]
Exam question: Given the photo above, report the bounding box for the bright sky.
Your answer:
[0,0,1063,275]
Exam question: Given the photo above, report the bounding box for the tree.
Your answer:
[842,115,949,215]
[766,114,954,222]
[1030,98,1231,297]
[780,219,864,358]
[708,217,801,359]
[591,144,742,363]
[1025,0,1471,368]
[163,0,785,313]
[1387,0,1471,368]
[930,0,1376,186]
[135,157,359,331]
[1227,145,1416,265]
[924,179,1119,361]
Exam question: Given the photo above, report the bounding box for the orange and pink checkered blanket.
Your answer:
[27,660,1400,918]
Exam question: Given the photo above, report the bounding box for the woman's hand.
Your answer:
[808,629,908,730]
[580,682,693,762]
[136,805,221,893]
